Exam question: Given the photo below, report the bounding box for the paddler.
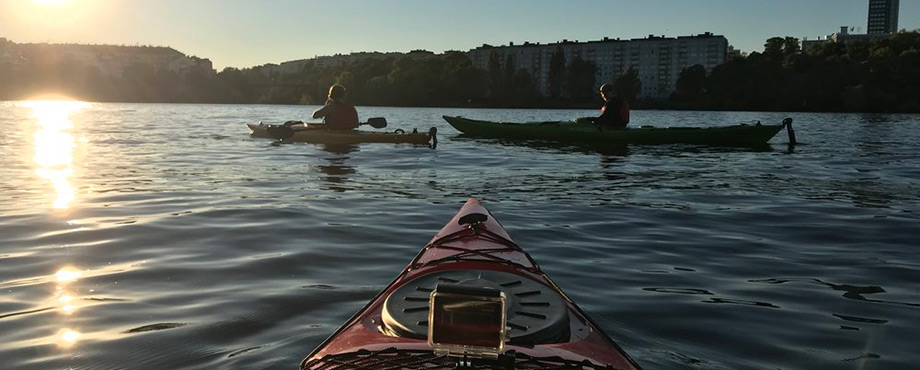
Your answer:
[313,85,360,130]
[578,83,630,128]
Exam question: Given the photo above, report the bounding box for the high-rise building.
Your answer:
[867,0,899,34]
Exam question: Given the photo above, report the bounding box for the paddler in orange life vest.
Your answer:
[313,85,360,130]
[580,83,630,128]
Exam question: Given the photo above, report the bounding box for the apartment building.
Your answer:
[466,33,728,99]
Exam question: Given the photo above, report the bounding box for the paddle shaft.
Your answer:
[268,117,387,140]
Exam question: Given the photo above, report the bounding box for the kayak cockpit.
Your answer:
[303,347,623,369]
[381,269,571,345]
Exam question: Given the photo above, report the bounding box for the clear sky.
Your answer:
[2,0,918,69]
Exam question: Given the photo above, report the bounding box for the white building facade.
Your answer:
[467,33,728,99]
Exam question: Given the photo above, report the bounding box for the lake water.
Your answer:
[1,102,918,370]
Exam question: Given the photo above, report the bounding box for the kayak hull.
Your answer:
[247,123,433,145]
[301,198,641,370]
[443,115,786,146]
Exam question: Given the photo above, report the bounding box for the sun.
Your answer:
[32,0,71,5]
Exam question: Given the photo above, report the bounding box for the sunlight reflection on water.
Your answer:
[53,266,83,348]
[54,267,83,283]
[23,99,90,210]
[55,328,80,348]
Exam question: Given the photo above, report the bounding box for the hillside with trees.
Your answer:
[2,32,919,112]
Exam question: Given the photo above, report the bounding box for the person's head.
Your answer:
[599,84,616,101]
[327,85,347,102]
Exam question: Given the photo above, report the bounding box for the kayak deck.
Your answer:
[301,198,641,370]
[247,122,435,145]
[443,115,790,146]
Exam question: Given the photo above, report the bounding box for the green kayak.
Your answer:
[443,116,793,146]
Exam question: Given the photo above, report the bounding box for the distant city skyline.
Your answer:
[1,0,918,69]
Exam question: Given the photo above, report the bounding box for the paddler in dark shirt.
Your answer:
[313,85,359,130]
[580,84,630,128]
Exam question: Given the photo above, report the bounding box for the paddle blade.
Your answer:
[365,117,387,129]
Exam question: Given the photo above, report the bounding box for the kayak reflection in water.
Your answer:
[577,83,630,128]
[312,85,360,130]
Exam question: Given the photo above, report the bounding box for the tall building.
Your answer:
[466,33,728,99]
[868,0,899,34]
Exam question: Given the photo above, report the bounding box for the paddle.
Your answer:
[365,117,387,129]
[267,117,388,141]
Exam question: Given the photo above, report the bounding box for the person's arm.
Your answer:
[595,101,615,125]
[312,103,332,119]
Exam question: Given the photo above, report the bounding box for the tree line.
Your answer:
[669,31,920,112]
[2,32,918,112]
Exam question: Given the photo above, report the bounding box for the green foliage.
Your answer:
[503,54,516,93]
[565,56,597,102]
[764,37,800,61]
[673,64,707,101]
[763,37,786,60]
[614,68,641,102]
[690,31,920,112]
[488,51,503,98]
[548,46,566,99]
[783,37,801,55]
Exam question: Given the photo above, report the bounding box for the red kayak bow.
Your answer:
[302,198,641,369]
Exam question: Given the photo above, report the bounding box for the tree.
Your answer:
[764,37,786,61]
[614,68,641,102]
[487,50,503,98]
[896,49,920,110]
[565,56,597,102]
[548,46,566,99]
[439,51,488,105]
[503,54,516,91]
[509,68,541,106]
[674,64,707,100]
[783,37,801,55]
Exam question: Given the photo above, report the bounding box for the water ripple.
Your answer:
[1,103,918,369]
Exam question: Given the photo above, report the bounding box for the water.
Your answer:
[1,101,918,370]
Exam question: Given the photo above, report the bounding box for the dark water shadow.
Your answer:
[453,135,630,156]
[454,135,778,157]
[750,277,920,308]
[642,287,779,308]
[314,144,358,192]
[125,322,188,333]
[832,313,888,324]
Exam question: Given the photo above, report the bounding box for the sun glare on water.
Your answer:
[22,98,90,210]
[56,328,81,348]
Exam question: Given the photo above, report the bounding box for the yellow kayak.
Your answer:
[247,122,435,146]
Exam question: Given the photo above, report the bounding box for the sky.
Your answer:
[1,0,918,70]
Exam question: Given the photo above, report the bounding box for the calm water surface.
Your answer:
[0,102,918,370]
